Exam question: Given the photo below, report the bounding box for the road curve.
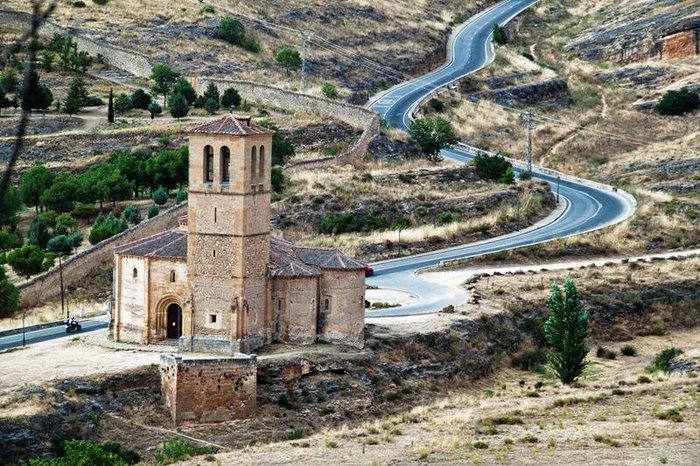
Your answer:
[0,318,109,351]
[365,0,636,317]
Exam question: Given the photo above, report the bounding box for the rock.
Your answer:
[441,305,455,313]
[466,78,571,109]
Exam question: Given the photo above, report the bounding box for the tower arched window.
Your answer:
[220,146,231,183]
[132,268,138,279]
[169,270,176,283]
[204,145,214,182]
[259,146,265,179]
[251,146,257,181]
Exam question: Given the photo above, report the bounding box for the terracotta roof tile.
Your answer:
[187,115,274,136]
[269,237,321,278]
[292,245,366,270]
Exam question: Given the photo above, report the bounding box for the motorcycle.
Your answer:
[65,318,82,333]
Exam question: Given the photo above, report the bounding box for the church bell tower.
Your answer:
[181,115,274,354]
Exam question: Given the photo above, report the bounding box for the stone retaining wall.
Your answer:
[17,203,187,308]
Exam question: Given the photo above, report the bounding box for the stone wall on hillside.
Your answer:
[17,203,187,308]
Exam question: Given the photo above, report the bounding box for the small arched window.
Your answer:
[220,146,231,183]
[132,268,138,279]
[258,146,265,179]
[204,145,214,182]
[169,270,176,283]
[251,146,258,180]
[324,298,330,312]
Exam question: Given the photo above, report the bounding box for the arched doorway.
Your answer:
[166,303,183,339]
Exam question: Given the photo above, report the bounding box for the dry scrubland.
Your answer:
[3,0,493,99]
[278,159,556,261]
[175,258,700,465]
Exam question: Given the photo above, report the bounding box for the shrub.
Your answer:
[7,244,47,278]
[72,1,86,7]
[428,98,444,112]
[221,87,241,108]
[520,435,538,444]
[131,89,152,110]
[147,204,160,219]
[647,348,683,373]
[620,345,637,357]
[321,82,338,99]
[84,95,104,106]
[218,18,245,45]
[276,47,302,73]
[488,415,524,425]
[656,408,683,422]
[204,98,218,115]
[492,24,507,45]
[656,88,700,116]
[152,186,169,205]
[93,0,109,4]
[436,211,454,225]
[519,170,532,181]
[114,93,132,114]
[73,202,97,220]
[287,428,304,440]
[277,393,292,409]
[511,349,548,371]
[473,441,489,449]
[47,235,73,256]
[474,152,512,182]
[271,166,285,193]
[596,346,617,360]
[175,190,188,204]
[637,375,652,384]
[200,5,214,14]
[0,265,19,318]
[122,206,142,225]
[156,438,216,465]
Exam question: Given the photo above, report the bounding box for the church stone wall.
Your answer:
[146,258,188,342]
[318,270,365,348]
[114,256,147,343]
[271,276,318,345]
[160,354,256,424]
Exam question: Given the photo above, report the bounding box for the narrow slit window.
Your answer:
[324,298,330,312]
[132,268,138,279]
[204,145,214,182]
[213,250,216,257]
[221,146,231,182]
[169,270,176,283]
[259,146,265,179]
[214,207,217,223]
[251,146,257,180]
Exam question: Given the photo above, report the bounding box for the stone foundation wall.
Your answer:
[160,353,257,424]
[18,203,187,308]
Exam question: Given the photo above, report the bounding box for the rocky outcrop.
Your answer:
[466,78,570,109]
[595,66,675,89]
[565,3,700,64]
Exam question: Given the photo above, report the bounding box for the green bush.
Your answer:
[596,346,617,360]
[656,88,700,116]
[511,349,548,371]
[271,166,285,193]
[114,93,132,114]
[656,408,683,422]
[84,95,104,106]
[200,5,214,14]
[47,235,73,256]
[122,206,142,225]
[321,82,339,99]
[519,170,532,181]
[620,345,637,357]
[156,438,216,465]
[492,24,507,45]
[72,1,86,7]
[647,348,683,373]
[221,87,241,108]
[321,211,388,235]
[26,439,139,465]
[218,18,260,53]
[152,186,169,206]
[474,152,513,182]
[436,211,454,225]
[93,0,109,4]
[130,89,152,110]
[147,204,160,219]
[7,244,47,279]
[0,265,19,318]
[428,98,444,112]
[175,190,188,204]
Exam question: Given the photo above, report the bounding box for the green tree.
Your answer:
[28,216,50,249]
[168,93,189,119]
[150,63,181,108]
[21,71,53,111]
[88,223,114,245]
[321,82,338,99]
[73,202,97,221]
[40,172,81,212]
[271,166,284,193]
[204,98,218,115]
[107,87,114,124]
[94,167,134,207]
[492,24,507,45]
[148,101,162,119]
[122,205,142,225]
[67,231,84,252]
[276,47,302,73]
[64,77,88,116]
[7,244,46,279]
[130,88,152,110]
[544,278,589,385]
[172,79,197,105]
[408,115,458,163]
[218,18,246,46]
[41,51,55,72]
[114,93,132,114]
[0,231,22,260]
[656,88,700,116]
[109,150,150,197]
[152,186,168,205]
[175,189,187,204]
[0,266,19,318]
[20,163,53,212]
[474,152,513,182]
[47,235,73,256]
[0,68,18,94]
[56,212,79,232]
[221,87,241,108]
[202,82,220,106]
[0,186,21,230]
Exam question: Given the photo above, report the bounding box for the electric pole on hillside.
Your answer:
[300,31,309,92]
[525,111,533,174]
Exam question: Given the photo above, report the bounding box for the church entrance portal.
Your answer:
[166,303,182,339]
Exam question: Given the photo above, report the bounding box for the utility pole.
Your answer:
[22,311,26,347]
[300,31,309,92]
[525,111,533,174]
[59,255,65,318]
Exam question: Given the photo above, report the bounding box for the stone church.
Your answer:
[111,115,366,354]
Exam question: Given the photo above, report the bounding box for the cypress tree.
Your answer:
[544,278,589,385]
[108,87,114,124]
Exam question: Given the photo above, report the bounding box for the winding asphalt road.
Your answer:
[365,0,636,317]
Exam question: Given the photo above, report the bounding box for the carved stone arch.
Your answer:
[203,145,214,182]
[154,294,183,341]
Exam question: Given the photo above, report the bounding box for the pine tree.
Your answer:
[544,279,589,385]
[108,88,114,124]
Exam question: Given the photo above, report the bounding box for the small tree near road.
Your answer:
[276,47,302,74]
[408,115,458,163]
[545,278,589,385]
[0,266,19,318]
[474,152,513,182]
[492,24,507,45]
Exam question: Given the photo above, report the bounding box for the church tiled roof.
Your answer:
[114,229,187,259]
[115,229,365,276]
[187,115,274,136]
